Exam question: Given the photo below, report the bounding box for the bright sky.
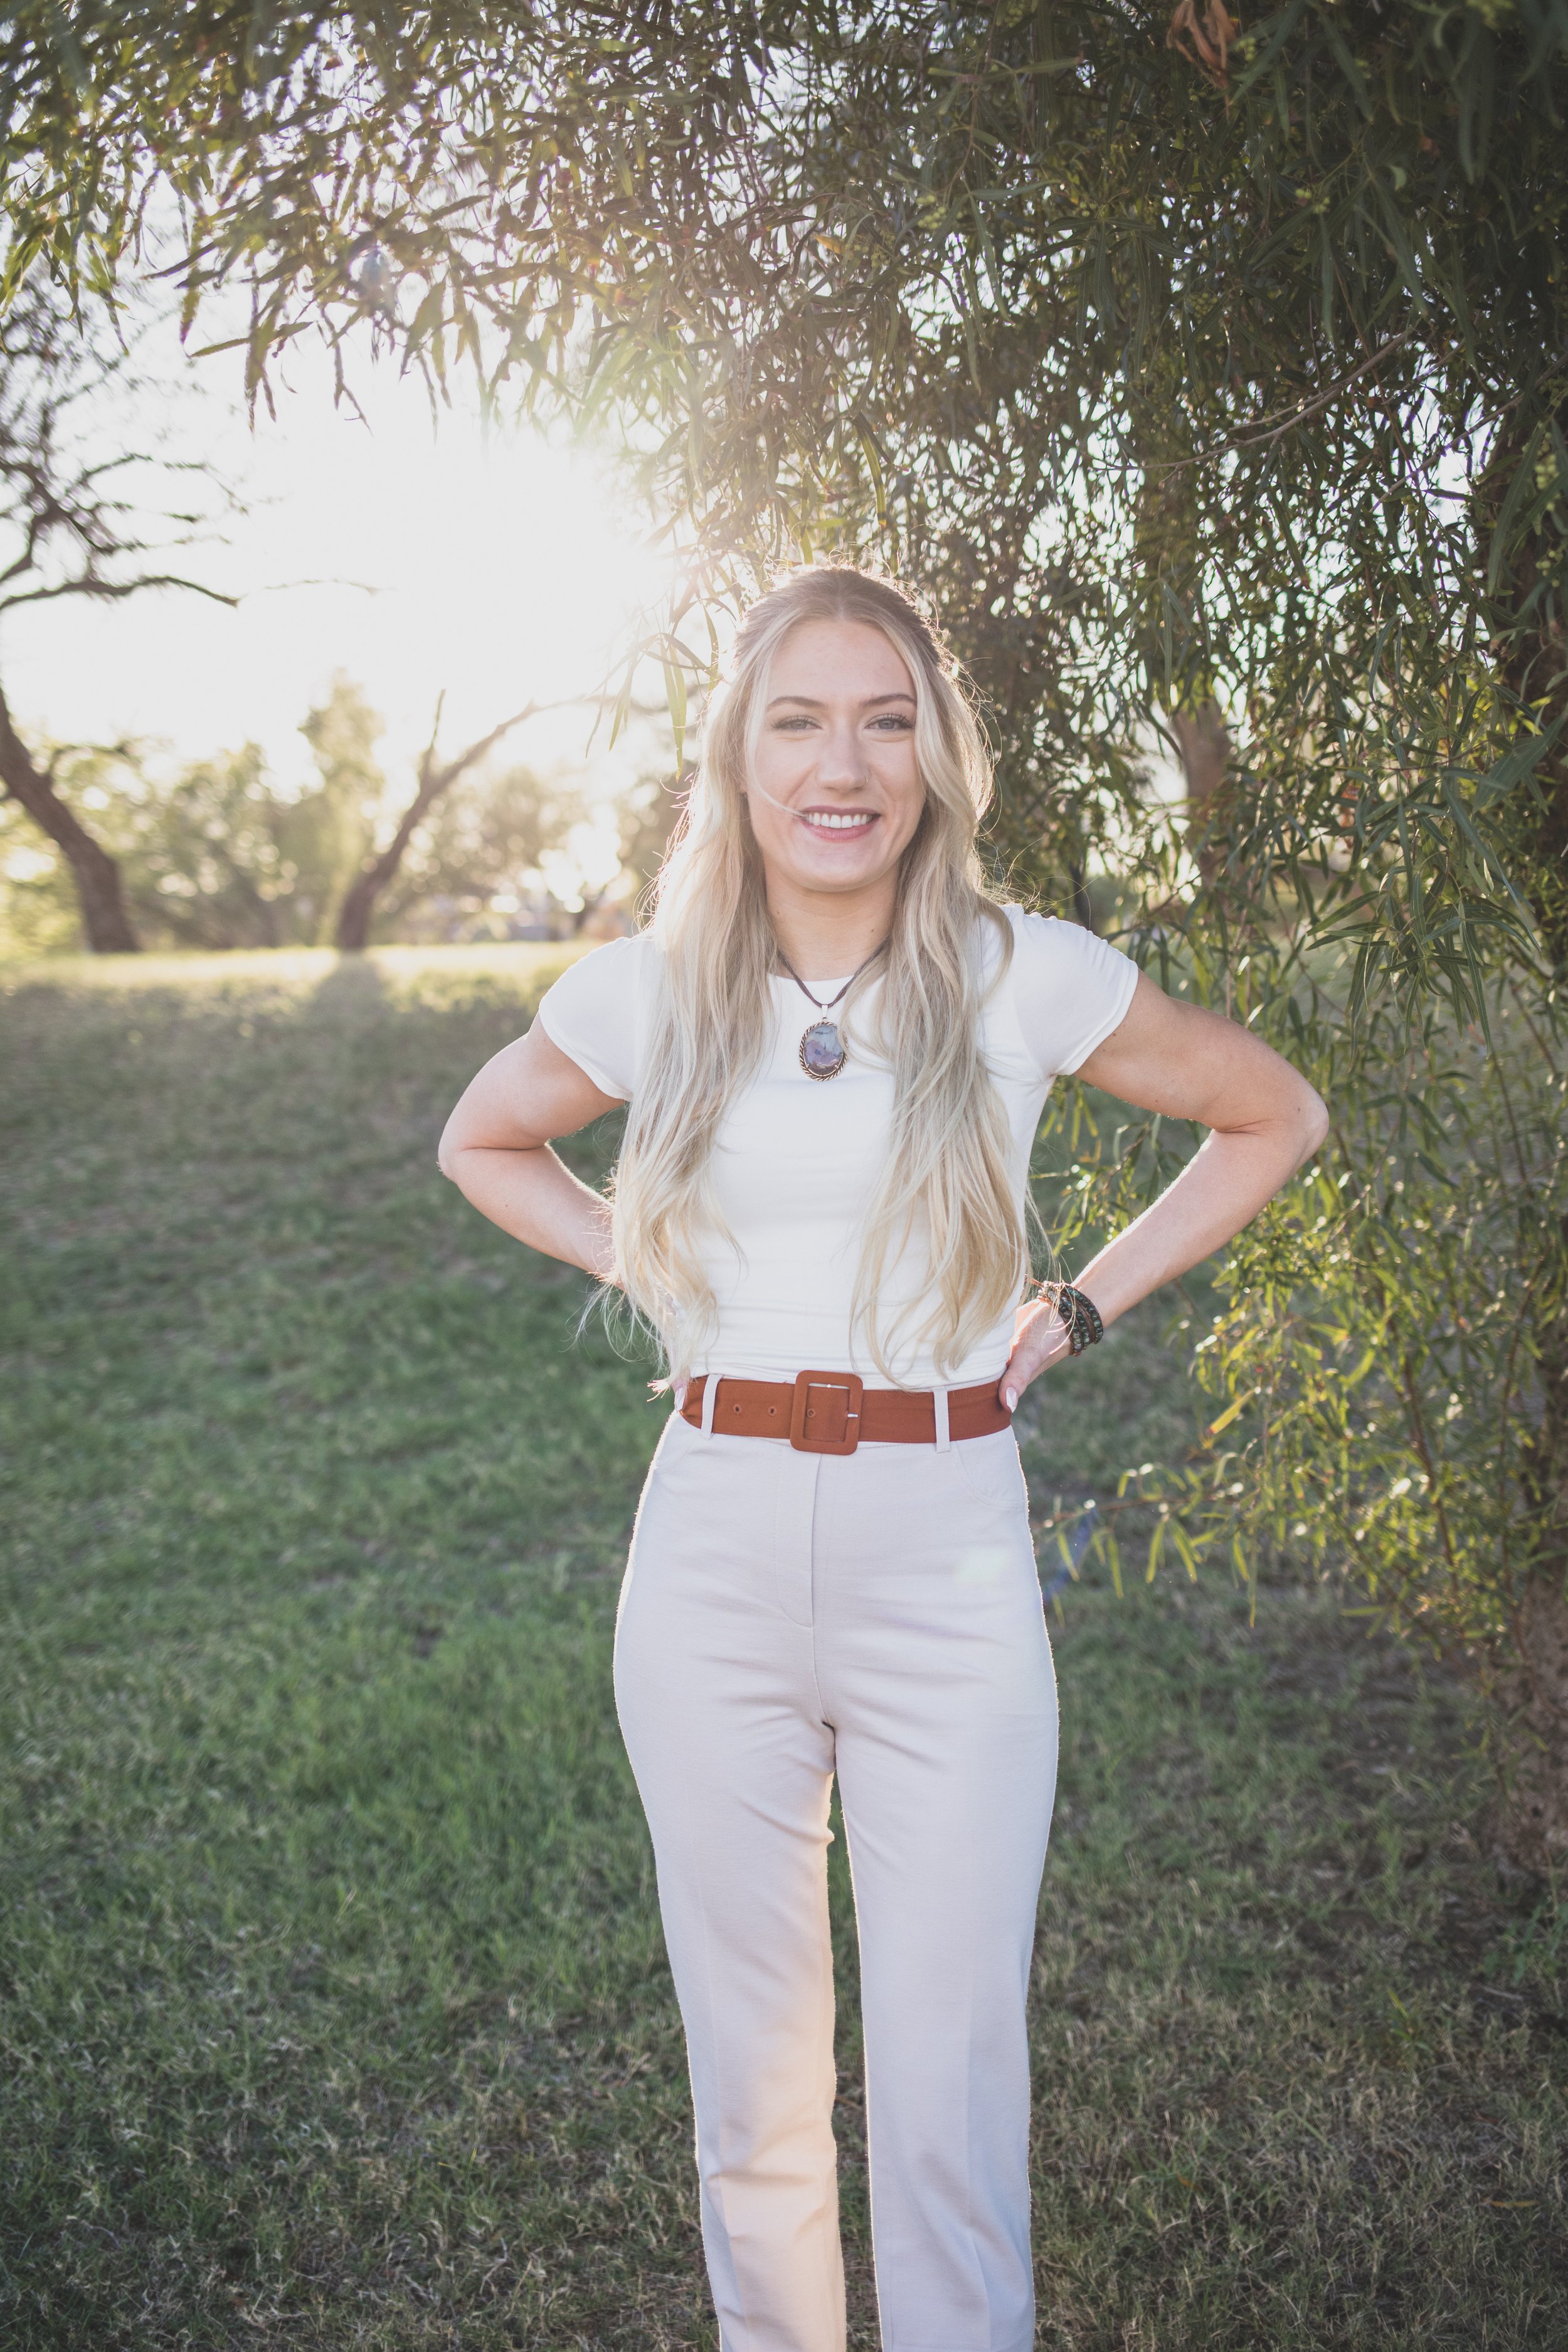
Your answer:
[3,312,677,808]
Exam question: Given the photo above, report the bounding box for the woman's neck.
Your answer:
[766,876,897,985]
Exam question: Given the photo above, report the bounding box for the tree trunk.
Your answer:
[1512,737,1568,1878]
[0,683,140,953]
[334,765,450,953]
[1171,698,1232,886]
[334,701,537,952]
[1495,1562,1568,1878]
[1499,1189,1568,1880]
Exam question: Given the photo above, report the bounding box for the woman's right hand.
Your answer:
[438,1020,622,1277]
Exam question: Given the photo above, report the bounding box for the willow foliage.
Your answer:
[5,0,1568,1855]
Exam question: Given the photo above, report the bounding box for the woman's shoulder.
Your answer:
[987,902,1141,1077]
[541,927,663,1004]
[991,898,1132,974]
[534,929,663,1099]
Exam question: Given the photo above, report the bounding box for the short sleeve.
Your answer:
[1004,908,1140,1078]
[533,933,656,1100]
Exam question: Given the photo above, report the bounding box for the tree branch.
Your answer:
[0,571,240,612]
[1165,334,1419,473]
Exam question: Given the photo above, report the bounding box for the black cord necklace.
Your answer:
[776,941,888,1080]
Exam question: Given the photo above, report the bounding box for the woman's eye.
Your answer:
[870,714,914,732]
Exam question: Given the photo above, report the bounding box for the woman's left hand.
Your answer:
[998,1295,1073,1412]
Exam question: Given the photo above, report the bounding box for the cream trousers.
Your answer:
[614,1406,1058,2352]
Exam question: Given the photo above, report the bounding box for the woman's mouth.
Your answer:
[798,807,878,837]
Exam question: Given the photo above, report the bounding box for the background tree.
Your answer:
[0,275,235,950]
[297,674,388,946]
[0,692,639,953]
[334,696,543,951]
[614,766,687,915]
[127,741,299,950]
[11,2,1568,1863]
[120,677,384,950]
[373,756,590,941]
[341,692,679,944]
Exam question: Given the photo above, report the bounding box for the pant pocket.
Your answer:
[950,1427,1029,1515]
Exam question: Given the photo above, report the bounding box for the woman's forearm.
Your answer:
[1073,1121,1311,1327]
[1003,1006,1327,1406]
[442,1143,615,1279]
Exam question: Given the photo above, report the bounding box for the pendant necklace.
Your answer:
[777,941,888,1081]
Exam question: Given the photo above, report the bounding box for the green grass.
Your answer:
[2,946,1564,2349]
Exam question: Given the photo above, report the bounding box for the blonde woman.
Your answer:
[440,569,1325,2352]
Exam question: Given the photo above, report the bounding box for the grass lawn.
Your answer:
[2,945,1565,2349]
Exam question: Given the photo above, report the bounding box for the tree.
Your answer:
[371,756,590,941]
[296,674,388,945]
[615,765,688,913]
[0,701,140,951]
[334,689,672,945]
[0,276,235,950]
[117,679,386,951]
[11,4,1568,1863]
[127,741,297,949]
[334,696,543,950]
[0,683,636,952]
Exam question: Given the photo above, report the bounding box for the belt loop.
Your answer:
[699,1372,721,1437]
[932,1384,951,1451]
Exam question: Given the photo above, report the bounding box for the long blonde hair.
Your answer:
[612,566,1027,1382]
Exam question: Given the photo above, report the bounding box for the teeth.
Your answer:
[803,810,873,830]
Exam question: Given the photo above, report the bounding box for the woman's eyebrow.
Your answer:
[765,691,916,710]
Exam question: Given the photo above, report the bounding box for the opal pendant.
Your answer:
[800,1019,847,1080]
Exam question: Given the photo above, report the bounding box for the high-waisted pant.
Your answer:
[613,1406,1058,2352]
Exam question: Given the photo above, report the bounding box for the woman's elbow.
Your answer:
[1298,1080,1330,1161]
[436,1117,467,1184]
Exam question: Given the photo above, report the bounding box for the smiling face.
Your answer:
[745,617,926,920]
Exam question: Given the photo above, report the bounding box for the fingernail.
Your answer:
[1004,1389,1017,1412]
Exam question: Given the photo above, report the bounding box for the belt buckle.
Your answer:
[789,1370,864,1456]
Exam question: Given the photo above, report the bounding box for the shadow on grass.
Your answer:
[310,950,392,1015]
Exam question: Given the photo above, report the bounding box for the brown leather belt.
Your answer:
[680,1370,1012,1456]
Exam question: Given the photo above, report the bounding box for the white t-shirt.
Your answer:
[536,906,1138,1389]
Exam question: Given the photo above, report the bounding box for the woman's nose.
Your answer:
[812,723,868,787]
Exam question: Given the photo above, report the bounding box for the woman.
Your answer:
[440,568,1325,2352]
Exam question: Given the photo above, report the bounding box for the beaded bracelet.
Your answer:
[1036,1279,1104,1356]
